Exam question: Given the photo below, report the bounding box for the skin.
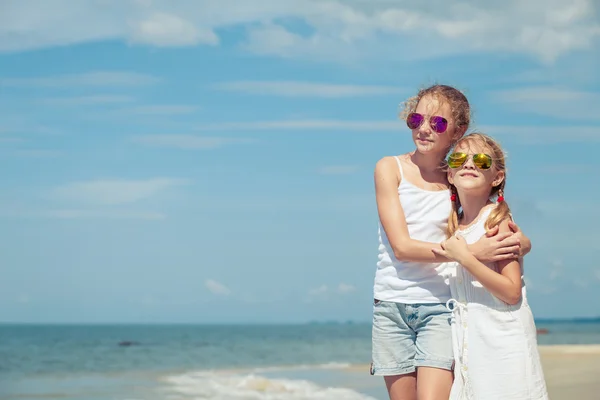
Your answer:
[433,140,523,304]
[374,95,531,400]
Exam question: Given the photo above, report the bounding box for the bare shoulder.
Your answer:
[497,217,512,233]
[374,154,405,180]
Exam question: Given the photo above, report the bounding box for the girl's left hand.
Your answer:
[433,234,471,262]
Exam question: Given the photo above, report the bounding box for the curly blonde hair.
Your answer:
[399,84,471,137]
[447,133,511,237]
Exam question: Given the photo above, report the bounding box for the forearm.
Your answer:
[392,239,451,263]
[457,254,521,304]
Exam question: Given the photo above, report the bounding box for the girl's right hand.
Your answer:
[469,225,521,263]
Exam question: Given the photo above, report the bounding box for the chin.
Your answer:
[414,141,443,154]
[456,185,489,197]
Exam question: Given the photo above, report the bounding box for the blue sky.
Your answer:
[1,0,599,323]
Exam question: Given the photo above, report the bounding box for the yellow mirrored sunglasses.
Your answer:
[447,152,493,170]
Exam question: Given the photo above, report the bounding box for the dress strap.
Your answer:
[393,156,404,179]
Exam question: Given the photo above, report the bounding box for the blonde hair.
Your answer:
[399,84,471,138]
[447,133,511,237]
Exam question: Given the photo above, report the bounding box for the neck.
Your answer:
[459,193,492,225]
[410,150,445,172]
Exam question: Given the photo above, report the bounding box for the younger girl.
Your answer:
[433,133,548,399]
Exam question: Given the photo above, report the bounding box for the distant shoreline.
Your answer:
[1,318,599,326]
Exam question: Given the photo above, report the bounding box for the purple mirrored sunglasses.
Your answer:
[406,112,448,134]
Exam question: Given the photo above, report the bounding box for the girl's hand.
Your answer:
[469,225,521,263]
[433,234,472,263]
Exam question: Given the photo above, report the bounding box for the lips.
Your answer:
[460,172,478,178]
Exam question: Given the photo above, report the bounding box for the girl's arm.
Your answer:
[452,219,523,305]
[374,157,520,263]
[375,157,448,263]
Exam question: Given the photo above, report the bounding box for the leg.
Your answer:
[371,299,417,400]
[413,303,455,400]
[416,367,453,400]
[385,372,417,400]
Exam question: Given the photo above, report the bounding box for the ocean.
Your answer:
[2,321,600,400]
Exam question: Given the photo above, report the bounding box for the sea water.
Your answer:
[1,321,599,400]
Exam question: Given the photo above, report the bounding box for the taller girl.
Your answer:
[371,85,529,400]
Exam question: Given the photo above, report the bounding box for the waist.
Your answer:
[374,264,451,303]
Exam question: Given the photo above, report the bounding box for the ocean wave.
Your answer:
[159,370,377,400]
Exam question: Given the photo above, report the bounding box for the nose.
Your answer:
[418,118,431,135]
[462,156,476,169]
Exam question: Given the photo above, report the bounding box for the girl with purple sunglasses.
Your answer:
[370,85,531,400]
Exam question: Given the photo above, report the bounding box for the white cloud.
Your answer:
[308,285,329,297]
[205,279,231,296]
[1,0,598,63]
[533,164,589,174]
[573,278,589,288]
[489,87,600,120]
[39,95,135,106]
[196,119,401,131]
[43,209,166,220]
[0,71,160,87]
[337,283,356,293]
[52,178,189,206]
[307,282,356,298]
[0,137,24,144]
[476,125,600,144]
[131,134,253,149]
[120,105,199,115]
[12,149,62,158]
[128,12,219,47]
[535,201,600,219]
[215,80,404,98]
[318,165,360,175]
[192,120,600,143]
[549,259,562,280]
[523,277,556,294]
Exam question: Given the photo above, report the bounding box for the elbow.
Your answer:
[392,247,409,262]
[505,290,522,305]
[392,249,404,261]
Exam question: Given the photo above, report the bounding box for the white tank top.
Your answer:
[374,156,452,303]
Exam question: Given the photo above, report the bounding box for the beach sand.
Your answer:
[334,345,600,399]
[538,345,600,399]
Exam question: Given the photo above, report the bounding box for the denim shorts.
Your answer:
[370,299,454,376]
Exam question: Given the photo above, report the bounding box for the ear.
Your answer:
[447,167,455,185]
[492,170,505,187]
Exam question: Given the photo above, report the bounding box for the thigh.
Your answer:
[413,303,454,400]
[371,299,417,377]
[413,303,454,371]
[416,367,453,400]
[385,373,417,400]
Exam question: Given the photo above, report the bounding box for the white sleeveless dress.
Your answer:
[447,205,548,400]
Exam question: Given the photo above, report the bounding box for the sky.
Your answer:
[1,0,599,324]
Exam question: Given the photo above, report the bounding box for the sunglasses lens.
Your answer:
[430,116,448,133]
[407,113,424,129]
[447,152,467,168]
[473,154,492,169]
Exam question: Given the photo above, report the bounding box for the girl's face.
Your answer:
[447,139,504,197]
[409,94,463,155]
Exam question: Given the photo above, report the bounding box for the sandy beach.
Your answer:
[336,345,600,399]
[538,345,600,399]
